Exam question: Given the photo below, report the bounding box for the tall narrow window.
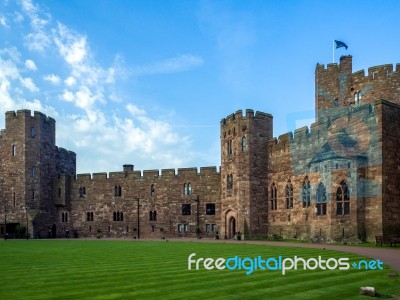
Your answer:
[13,193,16,207]
[285,180,293,209]
[227,174,233,190]
[302,177,311,208]
[336,180,350,215]
[227,140,233,155]
[86,212,94,221]
[32,167,36,177]
[62,212,68,223]
[316,182,327,216]
[79,187,86,198]
[12,145,16,156]
[31,127,36,138]
[151,184,156,196]
[241,136,247,152]
[271,183,277,210]
[333,99,339,107]
[58,187,61,198]
[183,183,192,195]
[114,186,122,197]
[149,211,157,221]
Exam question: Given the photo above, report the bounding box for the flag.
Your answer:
[334,40,348,50]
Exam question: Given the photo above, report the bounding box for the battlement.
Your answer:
[367,64,397,78]
[316,56,400,121]
[316,55,353,73]
[72,165,220,182]
[220,109,273,126]
[5,109,55,124]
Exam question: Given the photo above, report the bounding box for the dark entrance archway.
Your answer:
[51,224,57,238]
[229,217,236,239]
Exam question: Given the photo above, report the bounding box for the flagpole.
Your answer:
[332,40,334,63]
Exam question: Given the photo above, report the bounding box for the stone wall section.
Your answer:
[55,167,221,239]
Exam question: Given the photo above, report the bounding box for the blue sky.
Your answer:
[1,0,400,174]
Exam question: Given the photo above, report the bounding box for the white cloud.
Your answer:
[20,77,39,92]
[75,85,97,109]
[64,76,76,86]
[54,23,87,66]
[132,54,203,76]
[44,74,60,84]
[126,103,146,117]
[60,89,74,102]
[25,59,37,71]
[0,16,7,27]
[21,0,51,52]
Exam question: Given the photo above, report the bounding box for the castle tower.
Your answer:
[0,110,74,238]
[315,55,353,122]
[220,109,273,240]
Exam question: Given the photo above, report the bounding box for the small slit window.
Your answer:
[333,99,339,107]
[241,136,247,152]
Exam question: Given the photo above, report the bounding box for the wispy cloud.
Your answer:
[21,0,51,52]
[132,54,203,76]
[20,77,39,92]
[43,73,60,84]
[0,15,8,27]
[25,59,37,70]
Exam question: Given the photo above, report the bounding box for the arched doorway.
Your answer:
[228,216,236,239]
[51,224,57,238]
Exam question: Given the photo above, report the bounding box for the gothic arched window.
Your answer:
[336,180,350,215]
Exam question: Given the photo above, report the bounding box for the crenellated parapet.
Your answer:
[220,109,273,128]
[5,109,56,130]
[70,165,220,183]
[316,56,400,120]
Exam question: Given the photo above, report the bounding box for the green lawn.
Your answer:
[0,240,398,299]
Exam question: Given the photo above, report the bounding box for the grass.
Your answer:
[0,239,399,299]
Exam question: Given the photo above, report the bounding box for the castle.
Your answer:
[1,55,399,242]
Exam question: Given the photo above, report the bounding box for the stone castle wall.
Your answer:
[54,167,221,239]
[1,56,399,243]
[266,100,385,242]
